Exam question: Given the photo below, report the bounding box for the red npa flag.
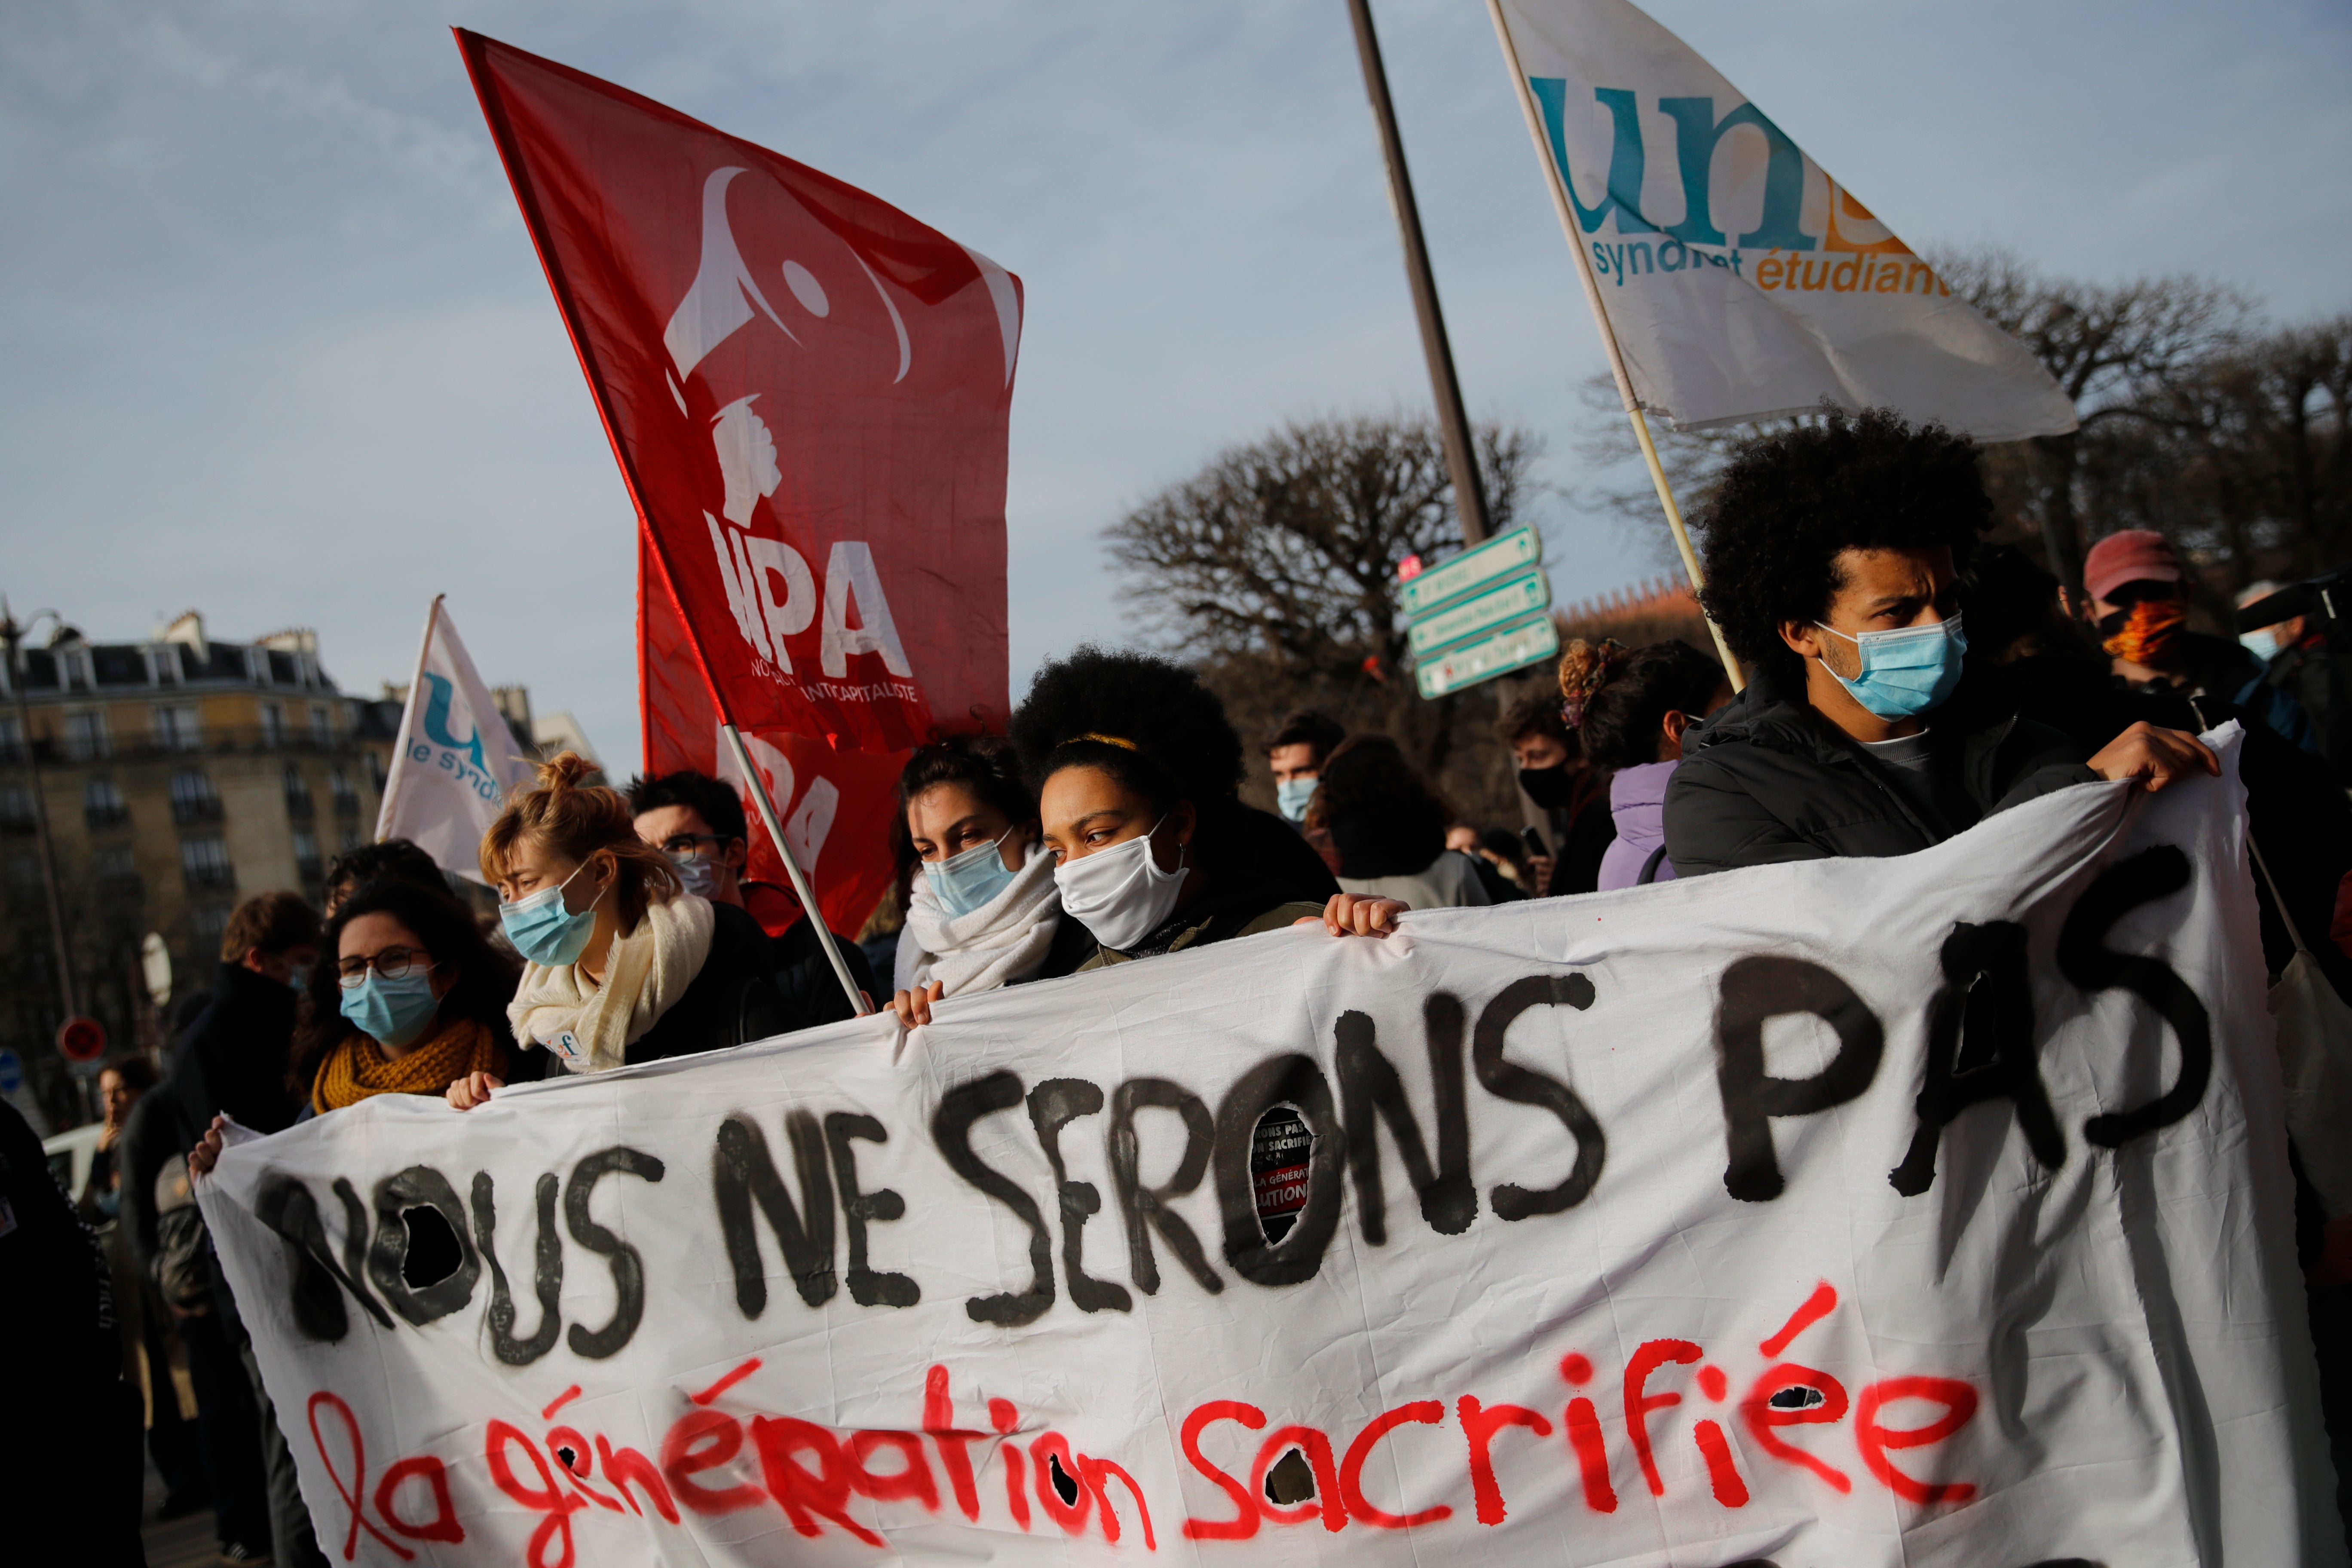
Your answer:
[459,31,1020,931]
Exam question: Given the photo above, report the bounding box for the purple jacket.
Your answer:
[1597,760,1679,891]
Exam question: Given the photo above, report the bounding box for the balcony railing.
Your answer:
[84,804,130,830]
[171,797,224,825]
[183,864,237,892]
[0,724,376,767]
[285,793,316,821]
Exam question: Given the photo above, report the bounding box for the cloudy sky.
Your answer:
[3,0,2346,777]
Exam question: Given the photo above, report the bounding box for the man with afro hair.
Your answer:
[1010,647,1355,965]
[1663,408,2214,877]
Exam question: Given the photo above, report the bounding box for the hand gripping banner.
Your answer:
[199,729,2343,1565]
[458,30,1020,760]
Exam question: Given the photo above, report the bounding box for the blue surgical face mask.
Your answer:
[1274,775,1317,823]
[499,859,599,968]
[925,828,1019,919]
[668,851,722,900]
[339,968,441,1048]
[2241,628,2282,665]
[1813,613,1967,720]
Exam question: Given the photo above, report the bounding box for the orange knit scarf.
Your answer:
[311,1017,503,1114]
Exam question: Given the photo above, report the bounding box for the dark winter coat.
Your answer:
[766,916,880,1033]
[624,901,798,1065]
[167,961,303,1148]
[1662,667,2097,878]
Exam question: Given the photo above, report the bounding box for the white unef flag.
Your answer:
[1490,0,2077,440]
[374,597,537,885]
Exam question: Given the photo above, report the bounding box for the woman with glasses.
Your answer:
[186,878,521,1171]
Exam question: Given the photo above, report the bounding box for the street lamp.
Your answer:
[0,601,80,1039]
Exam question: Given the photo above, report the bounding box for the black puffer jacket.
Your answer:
[1663,667,2096,877]
[625,902,796,1064]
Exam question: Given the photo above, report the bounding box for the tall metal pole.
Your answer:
[0,608,79,1025]
[1345,0,1491,546]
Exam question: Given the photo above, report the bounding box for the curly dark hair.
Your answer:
[1695,408,1990,678]
[1568,640,1729,771]
[891,734,1037,890]
[291,877,522,1096]
[1009,646,1244,814]
[1494,689,1576,752]
[625,770,747,843]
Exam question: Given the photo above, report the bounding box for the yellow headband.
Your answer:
[1075,732,1139,751]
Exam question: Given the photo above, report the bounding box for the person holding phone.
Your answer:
[1495,692,1616,896]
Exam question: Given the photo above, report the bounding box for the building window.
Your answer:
[191,904,231,954]
[260,701,285,747]
[66,709,110,760]
[366,750,386,791]
[153,704,201,753]
[293,830,322,883]
[283,763,315,820]
[0,782,32,830]
[309,704,334,745]
[329,767,360,817]
[93,844,137,882]
[339,828,363,853]
[170,769,222,824]
[0,713,20,761]
[181,834,233,891]
[145,646,182,686]
[83,776,128,829]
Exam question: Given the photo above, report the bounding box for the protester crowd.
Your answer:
[20,404,2352,1559]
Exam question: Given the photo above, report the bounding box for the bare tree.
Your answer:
[1105,414,1543,819]
[1934,248,2254,583]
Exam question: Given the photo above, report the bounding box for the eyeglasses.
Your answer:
[336,946,437,987]
[659,833,730,861]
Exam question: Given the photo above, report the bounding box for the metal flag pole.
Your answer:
[1345,0,1490,547]
[721,723,870,1017]
[1485,0,1744,692]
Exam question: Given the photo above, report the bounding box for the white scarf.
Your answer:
[895,840,1062,999]
[508,891,715,1073]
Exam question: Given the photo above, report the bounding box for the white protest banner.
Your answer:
[1490,0,2078,441]
[375,597,539,885]
[203,729,2341,1565]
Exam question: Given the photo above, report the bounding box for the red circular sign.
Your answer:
[56,1015,107,1063]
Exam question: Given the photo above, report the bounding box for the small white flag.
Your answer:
[374,599,538,885]
[1492,0,2077,441]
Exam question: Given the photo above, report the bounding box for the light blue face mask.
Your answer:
[340,967,441,1048]
[2241,628,2283,665]
[925,829,1019,919]
[1814,613,1968,720]
[1274,775,1318,823]
[500,860,598,967]
[668,851,723,900]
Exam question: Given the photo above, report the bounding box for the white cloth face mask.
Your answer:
[1052,816,1186,952]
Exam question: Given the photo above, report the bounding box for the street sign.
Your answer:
[1407,569,1550,658]
[56,1014,107,1065]
[141,932,173,1009]
[0,1049,20,1096]
[1397,527,1541,619]
[1414,614,1561,700]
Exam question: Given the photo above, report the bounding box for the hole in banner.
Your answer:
[1264,1447,1315,1505]
[399,1204,463,1289]
[1768,1385,1825,1411]
[1046,1450,1081,1507]
[1250,1101,1314,1245]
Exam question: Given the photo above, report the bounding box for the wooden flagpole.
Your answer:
[375,594,444,844]
[1485,0,1743,692]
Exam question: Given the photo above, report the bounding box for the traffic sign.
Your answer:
[0,1049,20,1096]
[1414,614,1561,700]
[56,1015,107,1065]
[1398,527,1541,619]
[1407,569,1550,658]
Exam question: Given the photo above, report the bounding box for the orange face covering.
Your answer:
[2101,599,2186,667]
